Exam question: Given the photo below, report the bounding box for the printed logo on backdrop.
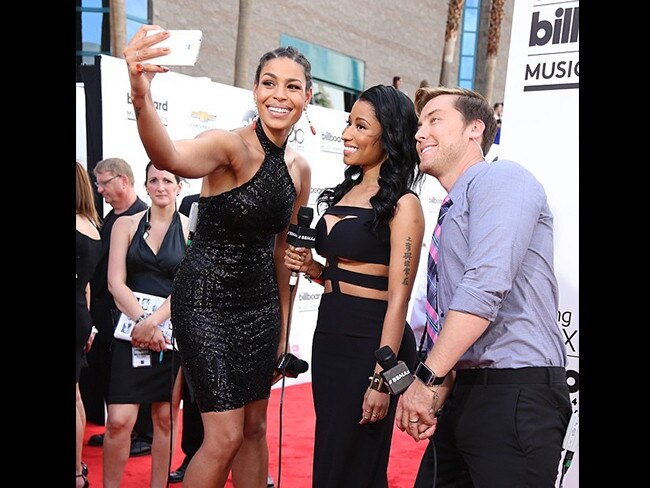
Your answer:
[190,110,218,131]
[298,290,322,312]
[558,309,579,406]
[557,309,578,358]
[309,186,327,206]
[321,129,343,155]
[288,126,305,151]
[127,92,169,126]
[524,1,579,92]
[241,109,255,127]
[427,195,445,213]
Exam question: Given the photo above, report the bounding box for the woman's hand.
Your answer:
[123,25,171,97]
[359,388,390,425]
[147,329,167,353]
[130,318,156,349]
[284,245,314,274]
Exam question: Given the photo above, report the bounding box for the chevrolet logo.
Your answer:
[191,111,216,122]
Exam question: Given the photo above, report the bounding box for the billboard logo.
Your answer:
[529,7,579,47]
[523,2,579,93]
[298,290,321,312]
[321,131,343,154]
[299,292,321,301]
[126,93,168,125]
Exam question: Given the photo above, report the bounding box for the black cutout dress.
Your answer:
[311,204,417,488]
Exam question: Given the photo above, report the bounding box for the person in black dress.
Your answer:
[103,162,188,488]
[285,85,425,487]
[76,161,102,488]
[124,25,313,488]
[82,157,154,455]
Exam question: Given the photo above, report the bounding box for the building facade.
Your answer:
[76,0,515,108]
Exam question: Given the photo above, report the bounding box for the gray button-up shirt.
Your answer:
[438,160,566,369]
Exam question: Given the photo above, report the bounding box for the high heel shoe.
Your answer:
[76,473,89,488]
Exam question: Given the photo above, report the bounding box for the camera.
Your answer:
[276,352,309,378]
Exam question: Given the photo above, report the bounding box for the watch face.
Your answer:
[415,362,434,384]
[415,362,445,386]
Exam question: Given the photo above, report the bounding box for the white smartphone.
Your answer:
[144,29,203,66]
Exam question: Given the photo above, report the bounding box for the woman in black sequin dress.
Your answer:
[124,26,313,488]
[286,85,425,487]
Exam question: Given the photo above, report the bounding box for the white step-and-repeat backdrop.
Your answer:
[499,2,579,487]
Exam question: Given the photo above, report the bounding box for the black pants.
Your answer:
[414,367,571,488]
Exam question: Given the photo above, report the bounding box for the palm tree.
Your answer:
[234,0,252,88]
[109,0,126,59]
[484,0,505,104]
[439,0,465,87]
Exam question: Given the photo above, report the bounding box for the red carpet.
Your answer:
[82,382,427,487]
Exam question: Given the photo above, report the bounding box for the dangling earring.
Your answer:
[304,107,316,135]
[252,102,259,131]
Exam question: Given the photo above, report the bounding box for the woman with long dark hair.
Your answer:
[286,85,425,487]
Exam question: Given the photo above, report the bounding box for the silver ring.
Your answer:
[408,418,419,423]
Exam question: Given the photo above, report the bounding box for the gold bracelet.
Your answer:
[368,372,390,394]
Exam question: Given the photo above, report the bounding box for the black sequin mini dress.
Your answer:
[171,121,296,412]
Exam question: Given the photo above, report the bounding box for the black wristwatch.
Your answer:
[413,361,446,386]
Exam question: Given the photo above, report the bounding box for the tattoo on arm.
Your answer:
[402,236,412,286]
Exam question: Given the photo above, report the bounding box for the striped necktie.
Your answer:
[424,196,453,352]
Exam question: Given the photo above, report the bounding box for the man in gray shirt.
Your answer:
[396,86,571,487]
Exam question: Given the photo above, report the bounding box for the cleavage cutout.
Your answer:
[322,212,389,301]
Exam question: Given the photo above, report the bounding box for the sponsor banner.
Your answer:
[501,2,579,487]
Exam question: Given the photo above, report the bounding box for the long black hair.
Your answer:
[318,85,423,231]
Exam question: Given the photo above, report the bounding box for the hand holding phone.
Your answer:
[145,29,203,66]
